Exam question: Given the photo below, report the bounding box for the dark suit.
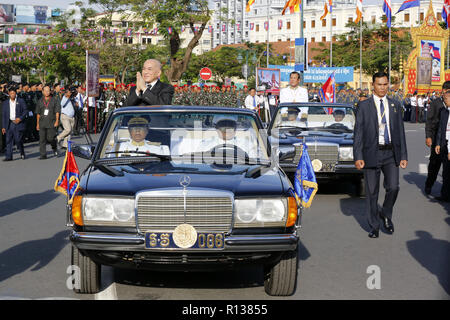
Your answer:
[1,98,27,159]
[354,95,408,231]
[125,80,174,107]
[425,98,445,192]
[435,107,450,199]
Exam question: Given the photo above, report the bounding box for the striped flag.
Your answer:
[355,0,363,23]
[383,0,392,27]
[278,20,283,29]
[320,0,332,20]
[396,0,420,14]
[54,141,81,205]
[282,0,301,15]
[443,0,450,28]
[264,21,269,31]
[246,0,255,12]
[318,72,336,103]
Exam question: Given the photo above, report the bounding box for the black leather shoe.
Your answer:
[424,186,431,195]
[21,154,25,160]
[382,217,394,234]
[368,229,379,238]
[39,155,47,160]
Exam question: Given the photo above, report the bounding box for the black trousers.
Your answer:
[363,149,400,231]
[425,145,442,192]
[440,147,450,199]
[39,126,57,156]
[5,122,25,159]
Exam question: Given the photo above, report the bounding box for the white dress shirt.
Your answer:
[373,94,391,145]
[244,94,259,110]
[279,86,308,103]
[9,99,16,121]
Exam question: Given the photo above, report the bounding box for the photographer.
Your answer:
[56,87,76,149]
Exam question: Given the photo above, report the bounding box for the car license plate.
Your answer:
[145,232,225,249]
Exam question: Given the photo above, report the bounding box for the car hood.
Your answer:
[83,164,288,197]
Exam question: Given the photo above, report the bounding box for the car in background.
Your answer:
[268,103,364,196]
[69,106,301,296]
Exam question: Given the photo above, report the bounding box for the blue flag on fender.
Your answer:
[294,144,318,208]
[54,141,81,204]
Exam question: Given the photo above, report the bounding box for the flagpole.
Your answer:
[300,1,304,86]
[266,0,270,67]
[360,18,363,89]
[330,3,333,67]
[389,25,391,88]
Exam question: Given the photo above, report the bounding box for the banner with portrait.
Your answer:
[417,57,432,86]
[420,39,442,83]
[86,50,100,98]
[0,4,14,24]
[256,68,280,93]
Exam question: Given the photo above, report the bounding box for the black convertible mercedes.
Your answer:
[68,106,300,296]
[268,103,364,196]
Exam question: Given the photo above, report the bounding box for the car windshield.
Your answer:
[272,105,355,132]
[98,111,270,164]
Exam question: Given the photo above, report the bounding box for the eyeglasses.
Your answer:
[443,90,450,95]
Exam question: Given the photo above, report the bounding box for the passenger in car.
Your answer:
[324,110,354,129]
[117,117,170,156]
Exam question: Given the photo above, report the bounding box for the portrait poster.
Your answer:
[15,5,52,24]
[420,40,441,82]
[86,50,100,98]
[0,4,14,24]
[256,68,280,93]
[417,57,432,86]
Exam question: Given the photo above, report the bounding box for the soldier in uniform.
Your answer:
[111,117,169,156]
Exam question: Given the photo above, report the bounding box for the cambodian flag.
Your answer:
[423,41,441,61]
[318,72,336,103]
[443,0,450,28]
[396,0,419,14]
[383,0,392,28]
[167,27,173,35]
[54,141,81,205]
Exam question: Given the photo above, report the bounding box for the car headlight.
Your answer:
[234,198,287,227]
[339,146,354,161]
[82,197,135,226]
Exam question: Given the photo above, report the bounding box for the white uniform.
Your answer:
[279,86,309,103]
[117,139,170,156]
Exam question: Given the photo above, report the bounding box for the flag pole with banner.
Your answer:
[54,140,81,226]
[293,144,318,208]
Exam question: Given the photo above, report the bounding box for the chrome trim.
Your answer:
[134,188,234,235]
[70,231,298,252]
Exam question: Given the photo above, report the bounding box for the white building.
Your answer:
[244,0,444,44]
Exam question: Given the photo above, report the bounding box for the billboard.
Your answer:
[86,51,100,98]
[256,68,280,93]
[420,40,441,83]
[269,65,354,83]
[0,4,14,24]
[15,5,55,24]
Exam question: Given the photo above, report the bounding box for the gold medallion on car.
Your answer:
[311,159,323,172]
[173,224,198,249]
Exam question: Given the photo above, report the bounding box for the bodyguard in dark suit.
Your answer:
[1,86,27,161]
[354,72,408,238]
[424,81,450,196]
[434,88,450,201]
[125,59,174,107]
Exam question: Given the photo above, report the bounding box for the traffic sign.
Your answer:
[199,67,212,81]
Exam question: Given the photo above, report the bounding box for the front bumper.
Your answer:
[70,231,298,271]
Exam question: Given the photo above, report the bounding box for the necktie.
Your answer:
[147,84,152,90]
[380,99,390,144]
[253,96,256,107]
[79,95,83,108]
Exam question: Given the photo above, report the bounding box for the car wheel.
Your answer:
[264,250,298,296]
[71,245,101,294]
[355,177,365,197]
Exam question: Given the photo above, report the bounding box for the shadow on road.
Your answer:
[406,231,450,296]
[113,244,309,294]
[339,197,369,232]
[0,189,59,218]
[0,230,70,283]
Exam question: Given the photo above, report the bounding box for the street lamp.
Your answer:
[237,49,256,85]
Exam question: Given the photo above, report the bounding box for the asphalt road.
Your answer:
[0,122,448,300]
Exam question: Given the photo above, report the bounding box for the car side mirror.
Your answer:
[72,144,95,160]
[273,146,296,162]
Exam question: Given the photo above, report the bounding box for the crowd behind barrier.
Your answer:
[0,81,441,156]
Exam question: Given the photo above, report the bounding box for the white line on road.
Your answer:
[419,163,428,174]
[95,267,117,300]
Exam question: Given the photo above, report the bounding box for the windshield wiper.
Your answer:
[93,161,124,177]
[104,151,171,161]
